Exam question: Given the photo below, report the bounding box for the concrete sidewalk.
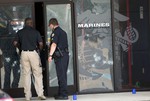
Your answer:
[14,91,150,101]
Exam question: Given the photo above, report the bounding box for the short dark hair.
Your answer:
[24,17,32,26]
[49,18,59,25]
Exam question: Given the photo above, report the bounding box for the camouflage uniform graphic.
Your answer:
[0,34,20,89]
[0,15,20,89]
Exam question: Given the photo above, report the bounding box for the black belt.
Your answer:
[22,50,35,51]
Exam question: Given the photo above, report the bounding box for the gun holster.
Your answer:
[53,51,63,58]
[53,47,63,59]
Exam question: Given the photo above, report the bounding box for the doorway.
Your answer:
[35,1,77,96]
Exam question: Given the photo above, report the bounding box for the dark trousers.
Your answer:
[55,52,69,96]
[3,53,20,89]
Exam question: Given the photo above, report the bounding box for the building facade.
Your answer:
[0,0,150,97]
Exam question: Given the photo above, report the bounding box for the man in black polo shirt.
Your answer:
[13,17,46,101]
[48,18,69,100]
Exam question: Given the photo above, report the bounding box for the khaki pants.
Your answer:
[21,50,44,99]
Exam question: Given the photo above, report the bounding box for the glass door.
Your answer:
[45,2,76,96]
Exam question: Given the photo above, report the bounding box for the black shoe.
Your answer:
[54,95,68,100]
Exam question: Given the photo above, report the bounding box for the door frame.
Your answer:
[43,1,78,97]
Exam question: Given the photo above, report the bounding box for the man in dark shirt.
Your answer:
[48,18,69,100]
[13,17,46,101]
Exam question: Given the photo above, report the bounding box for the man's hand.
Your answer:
[48,56,53,63]
[13,41,18,47]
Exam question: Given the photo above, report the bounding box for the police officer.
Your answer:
[13,17,46,101]
[48,18,69,100]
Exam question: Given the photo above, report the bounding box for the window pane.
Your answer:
[0,4,32,89]
[46,4,74,87]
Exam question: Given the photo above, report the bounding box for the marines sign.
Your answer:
[78,23,110,28]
